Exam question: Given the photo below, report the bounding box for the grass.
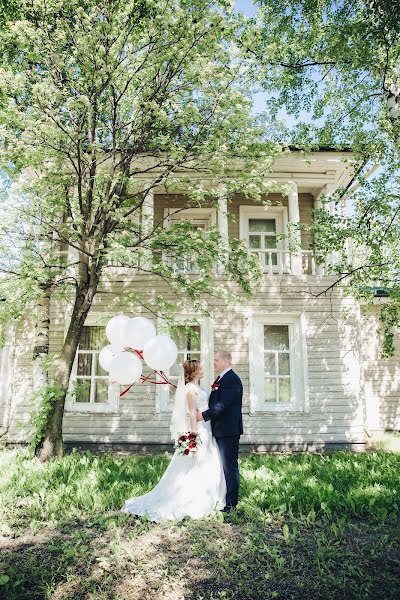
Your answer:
[0,447,399,599]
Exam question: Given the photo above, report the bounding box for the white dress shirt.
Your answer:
[217,367,232,381]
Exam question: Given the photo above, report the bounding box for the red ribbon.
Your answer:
[118,349,177,397]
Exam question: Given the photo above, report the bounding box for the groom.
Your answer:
[197,350,243,512]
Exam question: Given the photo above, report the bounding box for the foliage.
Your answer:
[0,448,399,599]
[22,383,66,454]
[248,0,400,354]
[306,162,400,356]
[253,0,400,148]
[0,0,283,455]
[0,0,280,333]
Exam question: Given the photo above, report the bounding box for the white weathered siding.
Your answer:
[0,326,15,435]
[53,276,364,448]
[5,320,35,442]
[5,193,369,448]
[361,308,400,432]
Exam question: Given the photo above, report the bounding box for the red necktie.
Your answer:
[211,375,220,390]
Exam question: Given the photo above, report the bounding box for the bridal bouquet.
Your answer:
[176,432,201,456]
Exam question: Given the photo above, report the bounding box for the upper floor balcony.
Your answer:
[105,150,359,278]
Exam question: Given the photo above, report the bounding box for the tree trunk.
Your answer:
[34,282,98,461]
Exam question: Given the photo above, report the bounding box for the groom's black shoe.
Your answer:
[220,506,235,514]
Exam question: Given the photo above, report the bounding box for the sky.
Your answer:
[236,0,258,17]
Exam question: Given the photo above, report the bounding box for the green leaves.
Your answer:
[251,0,400,354]
[0,0,276,327]
[254,0,400,149]
[24,383,66,453]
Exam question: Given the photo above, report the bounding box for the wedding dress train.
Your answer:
[121,382,226,522]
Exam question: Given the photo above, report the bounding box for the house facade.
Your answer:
[1,150,399,451]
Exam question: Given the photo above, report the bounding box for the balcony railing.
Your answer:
[105,250,328,276]
[250,249,327,276]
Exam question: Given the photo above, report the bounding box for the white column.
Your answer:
[288,181,302,275]
[326,184,339,270]
[217,184,229,274]
[140,186,154,272]
[313,191,324,276]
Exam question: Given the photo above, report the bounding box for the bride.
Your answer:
[121,359,226,521]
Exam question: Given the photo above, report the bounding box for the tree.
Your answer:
[247,0,400,353]
[0,0,280,460]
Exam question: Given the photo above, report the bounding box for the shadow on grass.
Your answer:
[1,449,400,599]
[0,512,399,600]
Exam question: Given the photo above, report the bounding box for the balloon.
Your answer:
[143,335,178,372]
[121,317,156,350]
[109,352,143,385]
[108,343,125,354]
[98,345,118,372]
[105,315,131,347]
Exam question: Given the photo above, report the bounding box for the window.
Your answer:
[164,208,217,274]
[264,325,291,403]
[240,206,288,273]
[156,316,213,413]
[249,314,308,413]
[168,325,201,390]
[66,326,119,413]
[249,218,278,267]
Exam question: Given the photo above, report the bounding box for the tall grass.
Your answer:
[0,449,169,532]
[239,452,400,522]
[0,448,399,533]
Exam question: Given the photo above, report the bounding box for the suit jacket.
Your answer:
[202,369,243,438]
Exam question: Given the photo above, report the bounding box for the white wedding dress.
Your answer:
[121,382,226,522]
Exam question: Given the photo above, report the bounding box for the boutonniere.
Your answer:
[211,382,220,391]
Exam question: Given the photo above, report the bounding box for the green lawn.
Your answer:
[0,447,399,599]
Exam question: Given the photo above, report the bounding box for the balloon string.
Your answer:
[158,370,169,383]
[119,383,135,397]
[119,368,177,397]
[158,370,177,388]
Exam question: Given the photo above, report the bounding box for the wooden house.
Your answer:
[1,150,398,451]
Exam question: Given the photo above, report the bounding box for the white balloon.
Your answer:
[105,315,131,347]
[108,343,125,354]
[143,335,178,372]
[109,352,143,385]
[98,345,118,372]
[121,317,156,350]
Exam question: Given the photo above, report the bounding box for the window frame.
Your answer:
[66,318,120,414]
[249,312,309,414]
[239,205,288,273]
[156,314,214,414]
[163,208,217,274]
[164,207,217,228]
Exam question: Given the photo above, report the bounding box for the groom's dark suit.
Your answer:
[202,369,243,509]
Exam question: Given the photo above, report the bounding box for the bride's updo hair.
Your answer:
[183,359,200,384]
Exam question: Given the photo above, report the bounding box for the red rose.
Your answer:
[179,435,187,442]
[184,449,190,455]
[189,441,196,449]
[188,433,196,440]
